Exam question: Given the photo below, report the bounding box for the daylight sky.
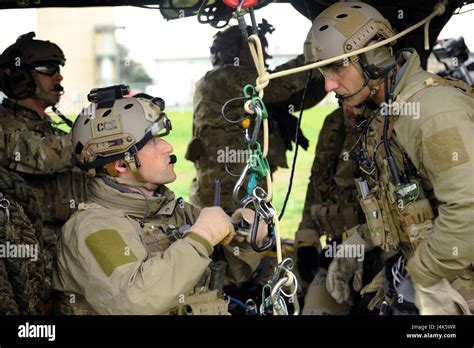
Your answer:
[0,2,473,71]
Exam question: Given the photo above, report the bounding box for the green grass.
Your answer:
[54,104,337,240]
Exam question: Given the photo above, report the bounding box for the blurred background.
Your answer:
[0,3,472,238]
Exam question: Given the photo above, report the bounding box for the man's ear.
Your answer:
[103,160,127,177]
[115,160,128,172]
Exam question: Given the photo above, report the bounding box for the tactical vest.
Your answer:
[57,198,229,315]
[309,109,362,240]
[359,76,473,256]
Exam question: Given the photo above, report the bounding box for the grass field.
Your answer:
[57,104,337,239]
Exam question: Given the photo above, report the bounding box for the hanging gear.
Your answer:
[210,20,273,66]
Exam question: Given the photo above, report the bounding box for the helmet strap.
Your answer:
[121,151,160,191]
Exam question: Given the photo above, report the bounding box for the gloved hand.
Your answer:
[326,224,373,304]
[412,278,471,315]
[189,207,234,246]
[231,208,269,245]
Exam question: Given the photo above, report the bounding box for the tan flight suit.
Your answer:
[352,50,474,313]
[0,98,88,314]
[186,54,326,213]
[294,107,363,315]
[53,176,261,315]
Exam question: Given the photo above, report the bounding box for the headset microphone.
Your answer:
[54,84,64,94]
[169,155,177,164]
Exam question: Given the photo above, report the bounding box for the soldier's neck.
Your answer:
[373,85,385,105]
[17,99,48,120]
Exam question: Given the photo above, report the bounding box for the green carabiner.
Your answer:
[242,84,268,119]
[248,142,270,180]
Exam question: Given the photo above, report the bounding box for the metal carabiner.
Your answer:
[249,187,275,252]
[232,163,253,207]
[252,187,274,224]
[244,104,262,145]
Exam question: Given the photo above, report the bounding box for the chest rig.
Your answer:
[135,197,228,315]
[352,78,442,257]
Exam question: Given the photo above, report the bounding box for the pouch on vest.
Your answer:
[397,198,434,254]
[360,193,384,247]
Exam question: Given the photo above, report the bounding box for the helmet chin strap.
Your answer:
[335,73,382,103]
[120,152,160,191]
[335,74,370,102]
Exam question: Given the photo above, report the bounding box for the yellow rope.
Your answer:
[265,1,446,84]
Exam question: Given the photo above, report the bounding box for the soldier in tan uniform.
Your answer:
[53,86,268,315]
[304,2,473,315]
[0,33,88,314]
[186,22,326,213]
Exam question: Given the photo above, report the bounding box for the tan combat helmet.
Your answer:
[0,32,65,100]
[304,2,396,80]
[72,85,172,177]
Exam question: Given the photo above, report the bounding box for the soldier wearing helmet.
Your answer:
[53,86,269,315]
[304,2,474,315]
[0,32,88,314]
[186,20,327,214]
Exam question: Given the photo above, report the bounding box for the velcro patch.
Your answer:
[425,127,470,173]
[85,229,138,277]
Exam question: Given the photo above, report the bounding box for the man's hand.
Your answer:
[190,207,234,246]
[412,278,471,315]
[231,208,269,244]
[326,224,373,304]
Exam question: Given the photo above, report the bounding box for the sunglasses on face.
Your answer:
[34,64,61,77]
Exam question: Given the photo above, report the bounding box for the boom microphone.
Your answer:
[169,155,177,164]
[54,84,64,95]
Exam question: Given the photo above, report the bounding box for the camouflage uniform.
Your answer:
[294,107,365,314]
[295,107,362,250]
[0,98,88,313]
[53,176,261,315]
[186,54,326,213]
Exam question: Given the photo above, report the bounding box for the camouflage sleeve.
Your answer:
[294,143,323,248]
[1,126,72,174]
[295,109,345,247]
[403,91,474,287]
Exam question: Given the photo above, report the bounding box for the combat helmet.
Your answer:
[304,2,397,82]
[211,19,274,66]
[72,85,172,178]
[0,32,65,99]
